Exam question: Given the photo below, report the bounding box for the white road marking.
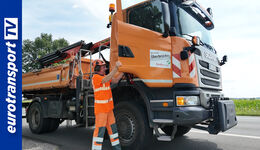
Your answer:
[191,130,260,140]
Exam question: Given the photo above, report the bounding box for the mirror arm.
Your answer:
[161,1,170,38]
[162,31,169,38]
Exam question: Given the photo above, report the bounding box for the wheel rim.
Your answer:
[31,107,40,129]
[116,112,136,143]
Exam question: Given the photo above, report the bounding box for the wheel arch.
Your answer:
[112,84,153,127]
[26,97,43,122]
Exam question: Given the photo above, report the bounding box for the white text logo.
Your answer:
[4,18,18,40]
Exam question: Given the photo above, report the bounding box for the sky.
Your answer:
[23,0,260,98]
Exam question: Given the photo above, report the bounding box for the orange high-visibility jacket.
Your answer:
[92,74,114,114]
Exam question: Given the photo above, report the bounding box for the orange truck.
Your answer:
[22,0,237,149]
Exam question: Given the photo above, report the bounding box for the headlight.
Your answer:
[176,96,200,106]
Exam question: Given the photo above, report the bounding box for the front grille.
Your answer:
[201,78,220,87]
[199,60,208,68]
[197,57,221,89]
[200,69,220,79]
[211,94,221,98]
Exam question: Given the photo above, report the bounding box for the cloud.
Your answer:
[70,0,116,21]
[72,4,79,9]
[23,0,112,43]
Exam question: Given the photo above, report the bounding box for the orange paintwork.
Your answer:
[109,0,199,87]
[22,58,92,92]
[23,0,199,91]
[111,18,173,87]
[171,37,199,86]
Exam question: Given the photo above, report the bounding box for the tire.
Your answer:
[47,118,60,132]
[161,126,191,137]
[28,102,50,134]
[114,101,152,150]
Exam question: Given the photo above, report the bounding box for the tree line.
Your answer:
[22,33,69,73]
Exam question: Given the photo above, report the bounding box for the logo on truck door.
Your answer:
[150,50,171,69]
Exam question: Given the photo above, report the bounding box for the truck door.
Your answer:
[110,0,172,87]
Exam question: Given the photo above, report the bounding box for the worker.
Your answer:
[91,59,124,150]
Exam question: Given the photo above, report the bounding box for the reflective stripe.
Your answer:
[95,98,113,104]
[173,71,180,78]
[189,54,195,65]
[141,79,173,83]
[189,54,196,78]
[111,139,120,146]
[172,56,181,69]
[133,78,174,83]
[190,67,196,78]
[22,79,59,87]
[94,85,111,92]
[93,137,103,142]
[110,133,119,139]
[172,54,181,78]
[150,100,172,103]
[92,145,102,150]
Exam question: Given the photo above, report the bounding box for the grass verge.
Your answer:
[233,99,260,116]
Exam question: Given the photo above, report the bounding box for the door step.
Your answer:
[154,123,177,142]
[152,119,173,124]
[157,135,172,141]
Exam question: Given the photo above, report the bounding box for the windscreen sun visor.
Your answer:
[178,0,214,30]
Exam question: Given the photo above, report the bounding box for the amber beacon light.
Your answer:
[109,3,115,13]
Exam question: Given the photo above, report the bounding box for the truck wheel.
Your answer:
[28,102,49,134]
[48,119,60,132]
[161,126,191,137]
[114,101,152,150]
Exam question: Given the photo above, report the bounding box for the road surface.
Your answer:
[22,116,260,150]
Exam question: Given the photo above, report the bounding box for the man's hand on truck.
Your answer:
[102,61,123,84]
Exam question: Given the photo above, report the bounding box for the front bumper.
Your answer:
[208,98,237,133]
[172,106,210,125]
[151,90,237,134]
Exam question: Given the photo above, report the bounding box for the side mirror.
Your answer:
[161,2,170,38]
[180,50,189,60]
[223,55,227,62]
[220,55,227,66]
[207,8,213,17]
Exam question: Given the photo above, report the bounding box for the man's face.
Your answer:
[98,65,106,76]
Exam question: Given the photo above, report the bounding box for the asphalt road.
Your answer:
[22,116,260,150]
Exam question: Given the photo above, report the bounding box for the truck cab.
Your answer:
[108,0,237,148]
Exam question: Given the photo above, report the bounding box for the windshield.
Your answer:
[177,8,213,46]
[126,0,164,33]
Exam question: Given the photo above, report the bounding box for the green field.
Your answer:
[233,99,260,116]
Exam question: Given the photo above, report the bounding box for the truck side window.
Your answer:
[126,0,164,34]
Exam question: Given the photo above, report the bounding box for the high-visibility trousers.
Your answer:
[92,110,121,150]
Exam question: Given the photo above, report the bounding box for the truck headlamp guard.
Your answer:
[176,96,200,106]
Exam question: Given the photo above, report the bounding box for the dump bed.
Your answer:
[22,58,92,93]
